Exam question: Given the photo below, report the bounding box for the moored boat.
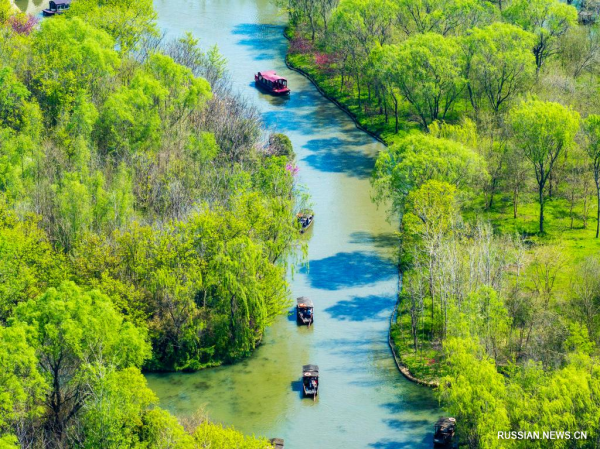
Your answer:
[269,438,284,449]
[254,71,290,95]
[296,297,314,326]
[302,365,319,400]
[297,210,314,233]
[433,417,456,447]
[43,0,71,16]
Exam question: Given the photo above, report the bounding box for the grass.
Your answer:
[286,25,600,383]
[466,194,600,290]
[391,300,448,384]
[285,27,420,142]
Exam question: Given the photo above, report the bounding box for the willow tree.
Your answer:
[583,114,600,238]
[463,23,536,116]
[372,133,488,216]
[389,33,465,130]
[503,0,577,71]
[510,100,579,234]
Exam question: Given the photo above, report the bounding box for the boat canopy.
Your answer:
[303,365,319,376]
[258,70,287,82]
[51,0,71,6]
[435,417,456,431]
[297,297,314,308]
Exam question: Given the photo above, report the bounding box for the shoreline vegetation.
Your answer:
[284,25,439,387]
[283,0,600,445]
[284,24,448,388]
[0,0,301,445]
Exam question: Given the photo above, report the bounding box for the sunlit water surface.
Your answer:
[145,0,441,447]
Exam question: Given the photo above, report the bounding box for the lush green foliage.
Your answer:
[0,0,298,445]
[287,0,600,447]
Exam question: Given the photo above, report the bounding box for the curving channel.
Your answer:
[146,0,441,447]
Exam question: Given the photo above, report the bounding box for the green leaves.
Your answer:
[503,0,577,70]
[0,325,47,433]
[464,23,536,113]
[31,17,119,118]
[68,0,158,53]
[372,133,488,215]
[383,33,465,128]
[510,99,579,233]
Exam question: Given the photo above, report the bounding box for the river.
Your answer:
[146,1,441,447]
[17,0,438,445]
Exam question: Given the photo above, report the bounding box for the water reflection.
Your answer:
[14,0,47,15]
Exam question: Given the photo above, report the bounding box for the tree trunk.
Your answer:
[393,94,398,134]
[596,173,600,238]
[486,177,498,210]
[539,186,545,234]
[596,186,600,238]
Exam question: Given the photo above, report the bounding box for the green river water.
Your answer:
[15,0,442,445]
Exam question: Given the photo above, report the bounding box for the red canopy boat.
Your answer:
[254,71,290,96]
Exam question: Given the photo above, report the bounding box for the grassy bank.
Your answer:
[285,26,421,143]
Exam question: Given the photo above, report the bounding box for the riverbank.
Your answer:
[284,27,422,144]
[284,26,441,389]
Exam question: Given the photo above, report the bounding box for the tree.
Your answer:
[440,338,511,449]
[372,133,488,215]
[193,420,273,449]
[504,0,577,71]
[68,0,158,53]
[0,325,47,448]
[583,114,600,238]
[403,180,459,328]
[397,0,494,36]
[464,23,536,116]
[0,205,67,321]
[31,18,119,119]
[140,408,195,449]
[13,282,151,446]
[81,367,159,448]
[509,100,579,233]
[388,33,465,129]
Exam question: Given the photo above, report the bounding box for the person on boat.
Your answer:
[305,308,312,320]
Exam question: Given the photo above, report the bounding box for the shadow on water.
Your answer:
[261,110,321,135]
[324,294,394,321]
[287,308,297,322]
[369,436,431,449]
[349,231,399,248]
[301,251,396,290]
[302,137,375,179]
[232,23,285,61]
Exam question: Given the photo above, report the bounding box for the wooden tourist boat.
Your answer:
[433,417,456,447]
[254,71,290,96]
[296,297,314,326]
[302,365,319,400]
[269,438,284,449]
[297,210,314,233]
[43,0,71,16]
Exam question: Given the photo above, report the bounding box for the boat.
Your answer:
[254,71,290,96]
[296,296,314,326]
[297,210,314,233]
[302,364,319,400]
[433,417,456,447]
[269,438,284,449]
[42,0,71,16]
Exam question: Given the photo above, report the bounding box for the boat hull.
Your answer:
[254,80,290,96]
[296,307,313,325]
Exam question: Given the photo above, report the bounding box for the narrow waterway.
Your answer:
[146,0,440,446]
